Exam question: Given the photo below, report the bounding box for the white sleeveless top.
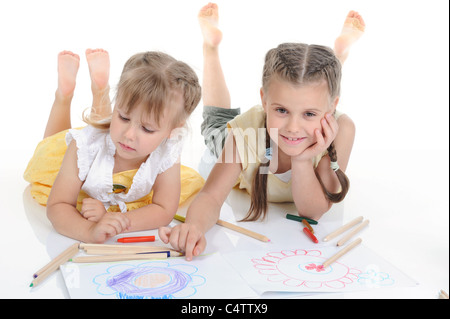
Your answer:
[65,126,184,212]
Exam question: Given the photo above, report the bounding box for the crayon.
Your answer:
[286,213,318,225]
[303,227,319,243]
[302,219,314,233]
[117,236,155,243]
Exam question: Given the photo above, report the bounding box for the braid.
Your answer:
[327,142,338,162]
[316,142,350,203]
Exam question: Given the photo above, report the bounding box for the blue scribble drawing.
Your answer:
[358,269,395,288]
[93,261,206,299]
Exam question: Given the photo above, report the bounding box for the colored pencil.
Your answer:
[174,214,186,222]
[439,290,449,299]
[216,219,270,242]
[322,216,364,242]
[79,243,182,256]
[285,214,318,225]
[80,243,169,251]
[83,248,182,257]
[70,252,168,263]
[30,242,80,287]
[336,220,369,246]
[322,238,362,268]
[175,214,270,243]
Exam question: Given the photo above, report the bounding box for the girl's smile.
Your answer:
[261,78,337,159]
[279,134,307,145]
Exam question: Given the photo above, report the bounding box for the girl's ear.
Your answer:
[332,96,340,111]
[169,123,185,139]
[260,88,267,112]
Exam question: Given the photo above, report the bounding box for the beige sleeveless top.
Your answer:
[227,105,342,202]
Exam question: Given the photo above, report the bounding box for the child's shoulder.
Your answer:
[65,126,114,180]
[228,105,265,130]
[66,126,111,148]
[335,112,355,134]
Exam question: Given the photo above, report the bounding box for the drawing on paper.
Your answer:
[358,268,395,288]
[93,261,206,299]
[251,249,362,289]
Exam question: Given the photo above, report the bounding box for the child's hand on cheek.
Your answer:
[292,113,339,163]
[88,212,131,243]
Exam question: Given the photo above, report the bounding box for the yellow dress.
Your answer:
[23,128,204,212]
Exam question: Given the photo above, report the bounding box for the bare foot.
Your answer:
[198,3,222,48]
[334,11,365,64]
[86,48,110,92]
[57,51,80,97]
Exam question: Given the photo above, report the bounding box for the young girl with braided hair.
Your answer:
[160,3,365,260]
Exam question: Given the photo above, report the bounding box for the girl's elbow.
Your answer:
[46,203,57,222]
[158,202,179,226]
[298,202,332,221]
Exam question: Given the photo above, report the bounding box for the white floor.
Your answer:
[0,0,448,299]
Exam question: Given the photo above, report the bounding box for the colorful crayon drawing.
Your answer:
[251,249,362,289]
[93,261,206,299]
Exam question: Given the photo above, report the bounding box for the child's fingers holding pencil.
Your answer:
[165,223,206,261]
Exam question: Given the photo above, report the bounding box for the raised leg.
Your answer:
[44,51,80,138]
[85,48,111,120]
[334,11,366,64]
[198,3,230,109]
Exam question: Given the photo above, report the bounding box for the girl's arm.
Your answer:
[124,162,182,231]
[291,114,355,220]
[47,141,130,243]
[159,133,242,260]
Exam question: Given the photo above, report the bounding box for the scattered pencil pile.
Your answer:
[286,214,369,269]
[30,242,182,288]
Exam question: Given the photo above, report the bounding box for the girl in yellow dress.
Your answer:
[24,49,204,243]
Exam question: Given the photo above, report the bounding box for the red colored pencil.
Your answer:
[303,227,319,243]
[117,236,155,243]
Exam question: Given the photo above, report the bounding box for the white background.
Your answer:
[0,0,448,298]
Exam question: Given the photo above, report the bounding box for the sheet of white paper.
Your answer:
[60,252,257,299]
[223,245,418,294]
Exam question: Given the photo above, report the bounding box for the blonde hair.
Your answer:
[85,51,201,129]
[243,43,349,222]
